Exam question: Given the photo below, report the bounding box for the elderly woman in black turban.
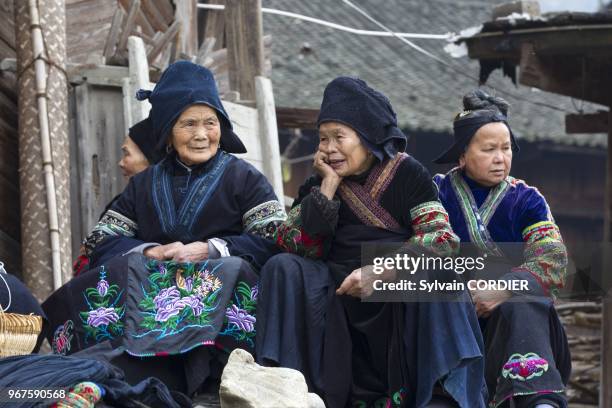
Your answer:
[255,77,487,408]
[118,118,161,179]
[42,61,285,395]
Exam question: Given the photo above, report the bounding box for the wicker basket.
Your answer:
[0,263,43,357]
[0,308,43,357]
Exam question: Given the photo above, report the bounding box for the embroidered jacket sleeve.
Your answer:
[509,190,567,298]
[398,158,459,257]
[211,162,286,267]
[77,175,149,272]
[274,176,339,259]
[237,164,287,240]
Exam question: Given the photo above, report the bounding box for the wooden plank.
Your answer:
[135,31,155,46]
[225,0,264,101]
[103,6,124,60]
[566,112,609,134]
[276,107,319,129]
[66,0,116,63]
[0,70,17,101]
[67,86,82,257]
[465,25,612,60]
[121,77,133,135]
[603,107,612,408]
[0,37,15,60]
[518,43,611,106]
[68,64,130,87]
[175,0,198,57]
[156,0,175,25]
[147,19,181,64]
[0,0,15,49]
[223,100,263,171]
[73,84,127,238]
[196,37,217,65]
[141,0,168,32]
[255,76,283,200]
[117,0,141,53]
[206,47,227,68]
[74,84,95,238]
[118,0,155,37]
[127,36,151,125]
[203,0,225,50]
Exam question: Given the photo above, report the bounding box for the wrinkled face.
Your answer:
[318,121,375,177]
[459,122,512,187]
[118,136,149,179]
[170,104,221,165]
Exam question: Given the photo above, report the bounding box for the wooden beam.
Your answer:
[225,0,264,101]
[140,0,168,32]
[196,37,217,65]
[566,111,609,134]
[147,19,181,64]
[255,76,283,200]
[103,7,124,60]
[117,0,141,52]
[118,0,154,36]
[127,36,151,126]
[203,0,225,51]
[602,107,612,408]
[276,107,319,129]
[464,25,612,60]
[2,57,131,87]
[175,0,198,57]
[518,43,611,105]
[155,0,175,25]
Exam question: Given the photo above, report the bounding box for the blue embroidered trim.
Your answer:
[449,168,506,256]
[152,152,233,239]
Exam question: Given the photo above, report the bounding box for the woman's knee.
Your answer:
[260,253,311,277]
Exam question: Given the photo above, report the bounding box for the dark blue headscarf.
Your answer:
[434,92,519,164]
[317,77,407,161]
[136,61,246,154]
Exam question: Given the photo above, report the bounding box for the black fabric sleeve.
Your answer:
[300,186,340,237]
[388,156,439,228]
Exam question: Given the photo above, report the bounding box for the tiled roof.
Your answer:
[262,0,607,147]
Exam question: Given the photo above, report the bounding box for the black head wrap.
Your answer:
[136,61,246,155]
[128,118,162,164]
[317,77,407,161]
[434,89,519,164]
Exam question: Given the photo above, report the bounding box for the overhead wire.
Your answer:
[197,3,452,40]
[198,0,575,114]
[341,0,573,114]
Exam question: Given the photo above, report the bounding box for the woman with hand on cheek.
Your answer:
[256,77,486,408]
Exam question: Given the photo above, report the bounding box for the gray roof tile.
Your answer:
[262,0,607,146]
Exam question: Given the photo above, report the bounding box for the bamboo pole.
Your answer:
[27,0,62,290]
[15,0,71,299]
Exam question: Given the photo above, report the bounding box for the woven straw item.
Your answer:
[0,307,43,357]
[0,264,43,357]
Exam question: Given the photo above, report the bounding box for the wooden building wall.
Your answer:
[0,0,20,277]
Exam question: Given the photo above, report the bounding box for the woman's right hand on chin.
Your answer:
[314,151,342,200]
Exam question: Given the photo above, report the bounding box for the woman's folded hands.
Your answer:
[144,241,209,263]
